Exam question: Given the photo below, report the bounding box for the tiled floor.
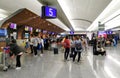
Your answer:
[0,44,120,78]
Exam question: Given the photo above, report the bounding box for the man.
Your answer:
[32,33,39,57]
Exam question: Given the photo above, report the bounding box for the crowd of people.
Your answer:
[4,34,90,70]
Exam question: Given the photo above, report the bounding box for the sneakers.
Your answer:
[40,54,43,56]
[34,55,38,57]
[16,67,21,70]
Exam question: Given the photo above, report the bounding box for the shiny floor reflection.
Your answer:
[0,44,120,78]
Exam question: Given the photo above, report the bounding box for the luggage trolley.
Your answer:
[0,47,10,71]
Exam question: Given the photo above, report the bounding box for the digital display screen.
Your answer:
[25,33,29,38]
[42,6,57,18]
[10,23,17,29]
[98,31,107,38]
[70,31,74,35]
[29,27,33,31]
[25,26,29,31]
[0,29,7,36]
[43,30,47,33]
[106,30,113,34]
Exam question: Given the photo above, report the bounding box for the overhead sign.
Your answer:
[98,23,105,31]
[70,31,74,35]
[42,6,57,18]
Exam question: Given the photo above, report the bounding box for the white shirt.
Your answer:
[30,37,34,45]
[32,37,39,47]
[39,38,44,47]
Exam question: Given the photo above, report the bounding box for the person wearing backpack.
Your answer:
[73,36,83,62]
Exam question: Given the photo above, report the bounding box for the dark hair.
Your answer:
[41,36,43,39]
[66,36,68,39]
[76,36,79,40]
[11,39,16,43]
[31,34,33,37]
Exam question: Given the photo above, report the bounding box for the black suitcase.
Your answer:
[54,48,58,54]
[97,51,106,56]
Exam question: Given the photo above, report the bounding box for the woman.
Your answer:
[63,36,70,61]
[9,39,24,70]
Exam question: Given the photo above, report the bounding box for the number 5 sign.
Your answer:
[42,6,57,18]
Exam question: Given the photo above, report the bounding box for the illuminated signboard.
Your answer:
[70,31,74,35]
[42,6,57,18]
[10,23,17,29]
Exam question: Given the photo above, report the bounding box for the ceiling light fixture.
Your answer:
[57,0,75,30]
[87,0,119,31]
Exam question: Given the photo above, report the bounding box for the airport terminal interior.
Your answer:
[0,0,120,78]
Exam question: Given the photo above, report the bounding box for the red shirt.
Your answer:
[63,39,70,48]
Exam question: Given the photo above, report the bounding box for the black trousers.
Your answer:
[30,45,33,53]
[16,55,21,67]
[33,46,37,55]
[64,48,70,60]
[71,48,75,54]
[93,46,96,54]
[73,52,81,62]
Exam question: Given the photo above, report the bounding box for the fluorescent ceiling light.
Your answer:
[102,10,120,24]
[0,9,8,13]
[0,17,4,20]
[0,8,8,20]
[87,0,119,31]
[57,0,75,30]
[0,13,7,18]
[105,15,120,30]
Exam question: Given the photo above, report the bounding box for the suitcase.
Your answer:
[97,51,106,56]
[54,48,58,54]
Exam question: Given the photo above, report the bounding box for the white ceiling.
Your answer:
[0,0,112,32]
[57,0,111,31]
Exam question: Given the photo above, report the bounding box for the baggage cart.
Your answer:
[0,47,10,71]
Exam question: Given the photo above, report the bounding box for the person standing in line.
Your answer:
[30,34,34,54]
[25,39,30,53]
[73,36,83,62]
[63,36,70,61]
[39,36,44,54]
[32,33,39,57]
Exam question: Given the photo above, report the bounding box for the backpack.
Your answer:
[75,40,82,52]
